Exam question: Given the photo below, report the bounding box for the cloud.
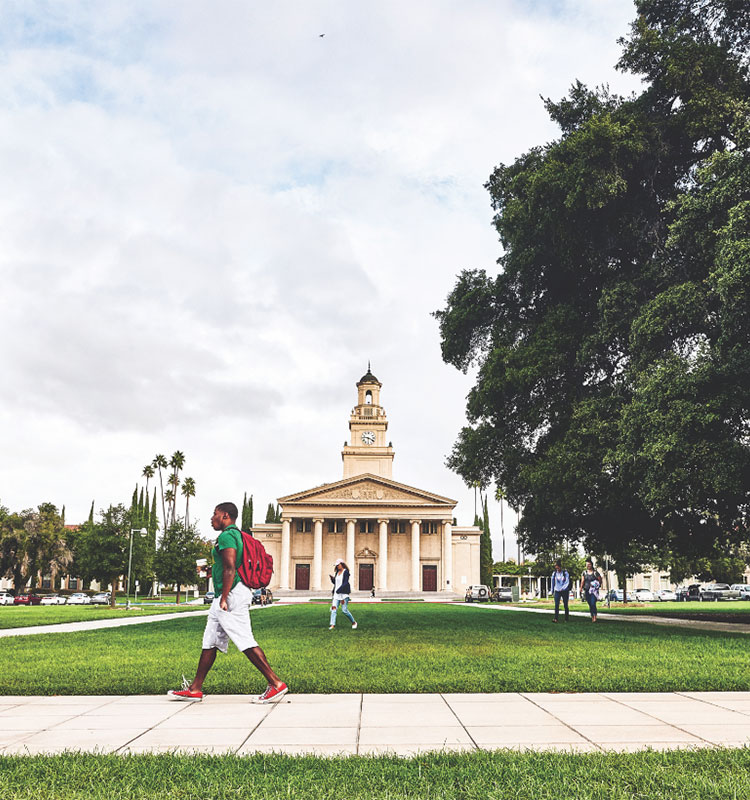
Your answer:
[0,0,640,535]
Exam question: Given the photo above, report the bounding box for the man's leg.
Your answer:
[243,646,285,689]
[189,648,218,691]
[562,590,569,620]
[553,590,560,621]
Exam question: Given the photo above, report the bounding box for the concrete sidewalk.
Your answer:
[2,692,750,756]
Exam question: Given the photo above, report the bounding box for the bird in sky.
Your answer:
[319,33,325,37]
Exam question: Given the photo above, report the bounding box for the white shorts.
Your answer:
[201,582,258,653]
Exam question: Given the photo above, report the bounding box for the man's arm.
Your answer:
[220,547,237,611]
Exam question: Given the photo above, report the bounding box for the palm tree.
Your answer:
[168,451,186,526]
[152,455,168,530]
[164,489,175,518]
[181,477,196,528]
[167,474,180,526]
[142,465,154,497]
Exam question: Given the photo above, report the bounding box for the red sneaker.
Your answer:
[256,682,288,704]
[167,688,203,701]
[167,676,203,701]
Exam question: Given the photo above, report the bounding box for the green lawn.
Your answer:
[0,604,207,630]
[1,749,750,800]
[1,604,748,696]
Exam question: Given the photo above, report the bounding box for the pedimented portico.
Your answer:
[252,369,481,594]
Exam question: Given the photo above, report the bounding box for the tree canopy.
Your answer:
[435,0,750,574]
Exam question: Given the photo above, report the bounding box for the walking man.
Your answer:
[168,502,287,703]
[550,559,571,622]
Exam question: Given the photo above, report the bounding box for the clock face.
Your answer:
[361,431,376,445]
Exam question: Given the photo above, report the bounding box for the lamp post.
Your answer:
[127,528,148,605]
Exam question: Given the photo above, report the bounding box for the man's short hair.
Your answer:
[215,502,239,522]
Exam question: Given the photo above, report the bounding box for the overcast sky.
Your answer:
[0,0,641,559]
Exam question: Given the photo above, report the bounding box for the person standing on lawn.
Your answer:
[580,558,603,622]
[550,559,571,622]
[329,559,357,630]
[167,501,287,703]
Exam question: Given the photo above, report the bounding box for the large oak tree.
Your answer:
[436,0,750,574]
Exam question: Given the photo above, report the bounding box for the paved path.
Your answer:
[459,602,750,634]
[0,610,210,638]
[2,692,750,756]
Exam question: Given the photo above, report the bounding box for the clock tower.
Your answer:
[341,365,395,478]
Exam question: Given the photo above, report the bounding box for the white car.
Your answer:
[0,591,15,605]
[730,584,750,600]
[656,589,677,602]
[67,593,91,605]
[634,588,656,602]
[464,585,491,602]
[40,595,67,605]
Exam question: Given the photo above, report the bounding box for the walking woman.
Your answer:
[329,559,358,630]
[580,558,603,622]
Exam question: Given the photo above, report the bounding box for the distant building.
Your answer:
[253,368,482,594]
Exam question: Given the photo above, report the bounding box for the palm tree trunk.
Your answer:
[157,468,167,530]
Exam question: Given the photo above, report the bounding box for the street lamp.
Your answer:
[127,528,148,605]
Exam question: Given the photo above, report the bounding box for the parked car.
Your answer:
[202,591,215,605]
[634,588,656,602]
[676,584,702,601]
[0,591,15,605]
[606,589,624,602]
[40,595,67,605]
[656,589,677,602]
[701,583,741,601]
[67,593,91,605]
[90,592,111,605]
[730,584,750,600]
[252,588,273,605]
[492,586,513,602]
[465,584,491,602]
[13,593,42,605]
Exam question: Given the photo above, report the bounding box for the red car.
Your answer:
[13,593,42,605]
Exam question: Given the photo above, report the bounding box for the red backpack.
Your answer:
[237,530,274,589]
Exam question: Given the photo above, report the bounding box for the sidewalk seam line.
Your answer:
[356,693,363,755]
[674,691,750,719]
[521,693,604,752]
[607,693,715,747]
[114,699,201,754]
[234,699,279,754]
[441,693,479,751]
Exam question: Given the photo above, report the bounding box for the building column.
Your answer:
[442,519,453,592]
[377,519,389,590]
[410,519,421,592]
[345,519,356,574]
[312,518,324,591]
[280,518,291,589]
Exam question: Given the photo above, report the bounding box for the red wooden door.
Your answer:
[422,565,437,591]
[295,564,310,590]
[359,564,374,591]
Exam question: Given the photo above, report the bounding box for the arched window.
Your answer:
[365,390,372,405]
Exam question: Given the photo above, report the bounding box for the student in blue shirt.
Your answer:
[550,559,571,622]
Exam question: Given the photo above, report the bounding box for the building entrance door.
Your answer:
[422,565,437,592]
[295,564,310,590]
[359,563,374,591]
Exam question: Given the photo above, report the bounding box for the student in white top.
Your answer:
[329,559,357,630]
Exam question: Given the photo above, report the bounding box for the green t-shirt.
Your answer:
[212,525,243,594]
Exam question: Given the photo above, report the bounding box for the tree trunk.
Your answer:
[175,584,180,604]
[110,579,118,608]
